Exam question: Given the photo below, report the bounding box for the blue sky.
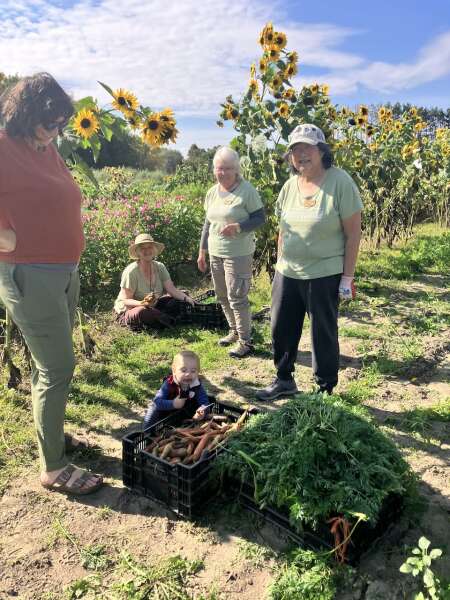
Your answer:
[2,0,450,154]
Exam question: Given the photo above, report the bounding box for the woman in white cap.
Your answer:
[256,124,362,400]
[114,233,194,329]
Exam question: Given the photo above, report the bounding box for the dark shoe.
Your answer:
[319,385,334,395]
[218,330,239,347]
[229,341,253,358]
[255,377,298,401]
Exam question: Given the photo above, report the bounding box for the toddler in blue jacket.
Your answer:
[144,350,210,428]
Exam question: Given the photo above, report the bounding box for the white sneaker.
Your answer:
[218,330,239,347]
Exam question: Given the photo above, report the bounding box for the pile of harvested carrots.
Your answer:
[144,410,248,465]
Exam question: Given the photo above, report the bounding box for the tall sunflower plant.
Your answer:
[220,22,449,268]
[56,81,178,186]
[218,22,340,274]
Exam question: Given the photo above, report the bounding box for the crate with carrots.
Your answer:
[122,399,255,518]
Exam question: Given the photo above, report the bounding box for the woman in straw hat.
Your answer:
[114,233,194,329]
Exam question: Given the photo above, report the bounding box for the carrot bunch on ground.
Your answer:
[144,411,248,465]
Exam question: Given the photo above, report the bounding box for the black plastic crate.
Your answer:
[122,399,255,518]
[233,481,404,564]
[176,290,227,329]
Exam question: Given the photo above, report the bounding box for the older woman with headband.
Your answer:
[197,146,265,358]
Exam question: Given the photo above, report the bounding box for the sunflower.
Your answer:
[127,114,142,130]
[321,84,330,95]
[354,158,363,169]
[270,74,283,90]
[142,113,164,145]
[277,102,289,118]
[309,83,319,95]
[259,22,274,47]
[267,45,280,61]
[358,105,369,117]
[259,58,268,73]
[369,142,378,152]
[357,113,368,124]
[393,121,402,131]
[282,88,296,101]
[378,107,387,120]
[366,124,375,137]
[414,121,426,132]
[159,107,176,127]
[409,107,419,118]
[284,63,298,78]
[340,106,350,117]
[328,107,337,120]
[287,51,298,64]
[225,105,239,120]
[249,78,259,96]
[73,108,99,139]
[112,88,139,114]
[272,31,287,50]
[158,124,179,144]
[401,144,413,160]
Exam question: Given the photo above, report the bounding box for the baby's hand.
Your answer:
[193,406,206,421]
[173,396,186,409]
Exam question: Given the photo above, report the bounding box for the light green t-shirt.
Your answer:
[204,179,263,258]
[276,167,363,280]
[114,260,171,314]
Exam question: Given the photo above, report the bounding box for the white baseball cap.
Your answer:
[287,124,326,149]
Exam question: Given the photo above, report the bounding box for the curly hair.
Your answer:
[285,141,334,173]
[0,72,74,138]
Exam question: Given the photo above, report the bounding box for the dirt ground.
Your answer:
[0,311,449,598]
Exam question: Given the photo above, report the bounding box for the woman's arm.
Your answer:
[119,287,142,308]
[220,208,266,237]
[342,211,362,277]
[163,280,195,306]
[198,218,210,272]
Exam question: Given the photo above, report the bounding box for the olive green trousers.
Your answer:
[0,263,79,471]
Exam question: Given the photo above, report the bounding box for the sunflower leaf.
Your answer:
[72,152,98,187]
[97,81,114,97]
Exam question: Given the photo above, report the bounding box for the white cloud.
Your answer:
[2,0,449,151]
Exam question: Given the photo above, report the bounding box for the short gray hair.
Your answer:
[213,146,241,174]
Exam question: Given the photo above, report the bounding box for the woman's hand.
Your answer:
[220,223,241,237]
[197,253,208,273]
[173,396,186,409]
[0,229,16,253]
[185,295,195,307]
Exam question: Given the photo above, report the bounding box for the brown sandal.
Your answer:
[41,464,103,496]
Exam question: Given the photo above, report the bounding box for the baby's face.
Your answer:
[173,358,199,386]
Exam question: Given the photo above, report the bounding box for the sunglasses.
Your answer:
[42,117,69,133]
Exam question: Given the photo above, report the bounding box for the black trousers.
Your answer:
[271,271,341,390]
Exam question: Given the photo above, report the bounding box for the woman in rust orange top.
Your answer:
[0,73,103,495]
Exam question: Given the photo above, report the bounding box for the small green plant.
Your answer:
[236,539,276,567]
[399,536,448,599]
[64,575,101,599]
[270,548,336,600]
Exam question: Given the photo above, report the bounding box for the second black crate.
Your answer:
[176,290,227,329]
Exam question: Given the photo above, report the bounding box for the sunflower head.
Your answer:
[309,83,319,95]
[409,107,419,118]
[112,88,139,114]
[270,74,283,91]
[321,84,330,95]
[259,22,274,47]
[127,114,142,130]
[73,108,100,140]
[259,58,268,73]
[354,158,363,169]
[282,88,296,101]
[284,63,298,78]
[272,31,287,50]
[287,51,298,64]
[357,115,368,126]
[225,105,239,120]
[414,121,426,132]
[142,113,164,146]
[394,121,402,131]
[277,102,289,118]
[366,124,375,136]
[249,78,259,94]
[358,105,369,117]
[267,45,280,61]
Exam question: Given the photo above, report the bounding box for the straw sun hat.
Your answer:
[129,233,165,259]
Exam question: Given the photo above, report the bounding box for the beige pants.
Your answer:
[210,254,253,344]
